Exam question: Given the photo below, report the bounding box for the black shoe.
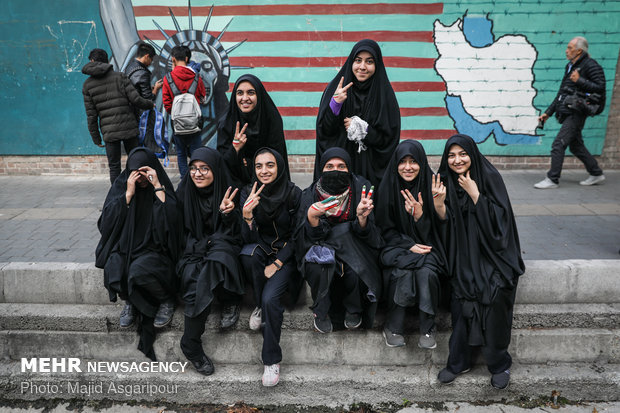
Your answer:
[344,312,362,329]
[382,326,405,347]
[437,367,470,384]
[189,354,214,376]
[220,305,240,329]
[119,302,135,328]
[491,369,510,389]
[313,314,332,334]
[154,300,175,328]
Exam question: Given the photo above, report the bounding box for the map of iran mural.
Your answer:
[2,0,617,156]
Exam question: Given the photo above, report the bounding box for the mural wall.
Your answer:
[1,0,619,157]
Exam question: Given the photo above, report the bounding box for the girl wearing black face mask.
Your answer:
[293,147,384,334]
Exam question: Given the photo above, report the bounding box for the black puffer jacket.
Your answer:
[82,62,154,145]
[545,53,606,118]
[124,59,155,101]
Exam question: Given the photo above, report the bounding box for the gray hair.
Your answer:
[573,36,589,53]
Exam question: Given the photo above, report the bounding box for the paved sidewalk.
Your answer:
[0,170,619,263]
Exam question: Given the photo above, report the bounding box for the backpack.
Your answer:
[139,109,170,166]
[165,72,203,135]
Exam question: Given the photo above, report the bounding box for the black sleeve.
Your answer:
[123,75,154,110]
[151,192,182,261]
[239,187,259,244]
[473,194,512,251]
[275,187,302,263]
[576,60,606,94]
[82,84,102,145]
[317,102,342,139]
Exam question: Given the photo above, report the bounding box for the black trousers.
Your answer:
[180,285,241,362]
[385,267,439,335]
[446,286,517,375]
[105,137,139,185]
[305,262,363,319]
[547,113,603,183]
[241,248,293,365]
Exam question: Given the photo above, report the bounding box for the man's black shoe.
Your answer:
[491,369,510,389]
[190,354,214,376]
[119,302,135,328]
[437,367,470,384]
[154,300,175,328]
[313,314,333,333]
[344,312,362,329]
[220,305,240,329]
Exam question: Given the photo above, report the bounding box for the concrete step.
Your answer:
[2,260,620,305]
[2,302,619,333]
[2,327,618,366]
[1,361,618,405]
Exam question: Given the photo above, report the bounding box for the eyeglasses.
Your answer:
[189,166,210,175]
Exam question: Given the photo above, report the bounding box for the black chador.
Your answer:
[315,39,400,185]
[239,147,302,377]
[217,74,290,187]
[176,147,244,374]
[294,147,384,333]
[375,140,447,347]
[436,134,525,387]
[95,147,182,361]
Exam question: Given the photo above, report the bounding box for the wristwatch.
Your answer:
[154,186,165,192]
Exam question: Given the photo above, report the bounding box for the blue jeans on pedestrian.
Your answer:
[173,132,202,178]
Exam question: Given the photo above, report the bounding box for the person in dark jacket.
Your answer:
[217,74,290,188]
[436,135,525,390]
[176,147,244,376]
[239,147,302,387]
[375,140,448,350]
[294,147,383,334]
[95,148,182,361]
[82,48,155,184]
[534,36,606,189]
[162,46,207,178]
[124,42,163,102]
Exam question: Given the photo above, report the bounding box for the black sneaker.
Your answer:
[382,326,405,347]
[119,302,135,328]
[491,369,510,389]
[189,354,214,376]
[313,314,333,333]
[220,305,240,329]
[437,367,470,384]
[344,312,362,329]
[418,328,437,349]
[153,300,175,328]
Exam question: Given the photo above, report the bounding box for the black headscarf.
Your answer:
[317,147,353,195]
[315,39,400,185]
[217,74,290,184]
[437,134,525,302]
[376,140,436,245]
[251,147,296,220]
[177,147,233,240]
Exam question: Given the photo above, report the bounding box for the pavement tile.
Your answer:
[582,203,620,215]
[545,204,596,216]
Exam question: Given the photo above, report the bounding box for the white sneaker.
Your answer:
[534,177,558,189]
[262,363,280,387]
[249,307,262,331]
[580,174,605,186]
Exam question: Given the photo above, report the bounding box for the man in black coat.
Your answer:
[534,36,606,189]
[82,48,154,184]
[123,42,163,102]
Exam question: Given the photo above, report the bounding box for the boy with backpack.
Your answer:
[162,46,206,177]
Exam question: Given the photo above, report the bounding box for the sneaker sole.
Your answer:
[313,319,332,334]
[382,329,405,348]
[344,320,362,329]
[418,342,437,350]
[438,368,471,385]
[154,316,173,329]
[262,378,279,387]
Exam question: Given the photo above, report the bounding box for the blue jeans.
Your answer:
[173,132,202,178]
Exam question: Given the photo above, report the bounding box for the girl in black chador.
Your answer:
[294,147,383,334]
[315,39,400,186]
[239,147,303,387]
[176,147,244,376]
[435,134,525,389]
[375,140,447,350]
[217,74,290,187]
[95,147,182,361]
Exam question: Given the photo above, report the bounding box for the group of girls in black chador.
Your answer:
[96,39,523,391]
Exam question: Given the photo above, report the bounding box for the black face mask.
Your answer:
[321,170,352,194]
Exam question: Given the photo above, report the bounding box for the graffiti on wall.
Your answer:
[45,20,100,73]
[100,0,246,145]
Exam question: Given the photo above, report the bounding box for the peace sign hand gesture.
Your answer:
[333,76,354,104]
[401,189,423,221]
[243,182,265,219]
[232,121,249,153]
[356,185,374,228]
[219,186,239,215]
